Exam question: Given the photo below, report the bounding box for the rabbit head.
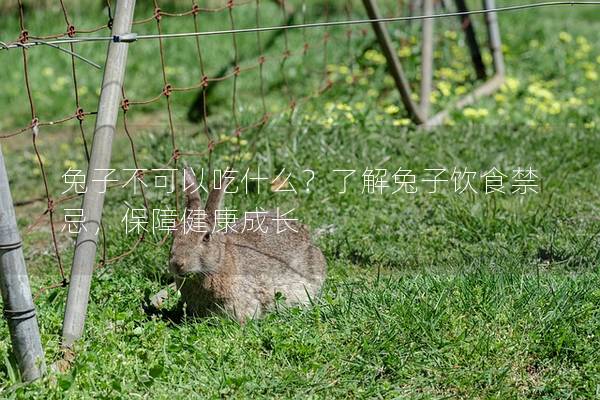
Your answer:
[169,167,232,278]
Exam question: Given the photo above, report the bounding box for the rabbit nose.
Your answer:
[170,259,184,274]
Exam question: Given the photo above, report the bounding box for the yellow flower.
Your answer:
[559,31,572,43]
[501,77,520,92]
[364,49,386,65]
[338,65,350,75]
[393,118,411,126]
[567,97,582,107]
[547,102,561,115]
[345,112,355,123]
[584,121,596,129]
[367,89,379,97]
[575,87,586,95]
[494,94,506,103]
[398,47,411,58]
[430,92,438,104]
[63,160,77,170]
[529,39,539,48]
[336,103,352,111]
[354,102,366,111]
[444,30,457,40]
[527,83,554,100]
[384,104,400,115]
[463,107,488,119]
[585,70,598,81]
[455,86,467,96]
[321,116,334,129]
[437,81,452,97]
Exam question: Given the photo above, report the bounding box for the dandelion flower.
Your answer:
[437,81,452,97]
[559,31,572,43]
[384,105,400,115]
[585,70,598,81]
[398,47,411,58]
[364,49,386,65]
[393,118,411,127]
[501,77,520,92]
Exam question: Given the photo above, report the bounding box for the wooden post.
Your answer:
[483,0,505,76]
[362,0,426,124]
[0,145,45,382]
[454,0,486,80]
[62,0,136,348]
[420,0,435,118]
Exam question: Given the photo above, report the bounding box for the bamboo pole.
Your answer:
[0,145,45,382]
[62,0,136,348]
[362,0,426,124]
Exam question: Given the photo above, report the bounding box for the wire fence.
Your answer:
[1,0,370,299]
[1,0,599,301]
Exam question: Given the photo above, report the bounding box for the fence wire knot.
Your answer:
[258,55,266,65]
[67,25,76,38]
[282,50,291,60]
[191,4,200,15]
[162,84,172,97]
[75,108,85,121]
[234,128,242,137]
[303,43,309,54]
[19,30,29,44]
[172,148,181,160]
[121,99,130,111]
[233,66,241,76]
[227,0,235,9]
[30,118,39,137]
[154,8,162,21]
[46,198,55,213]
[201,75,209,88]
[135,169,145,180]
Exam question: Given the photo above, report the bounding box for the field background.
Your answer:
[1,0,600,398]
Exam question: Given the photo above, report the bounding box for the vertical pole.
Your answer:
[483,0,505,76]
[454,0,486,80]
[362,0,425,124]
[420,0,435,118]
[62,0,136,348]
[0,145,45,382]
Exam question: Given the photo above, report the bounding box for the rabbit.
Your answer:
[169,167,327,322]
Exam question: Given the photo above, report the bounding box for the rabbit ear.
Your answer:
[183,167,202,210]
[205,169,234,226]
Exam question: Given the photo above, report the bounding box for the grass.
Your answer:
[1,0,600,398]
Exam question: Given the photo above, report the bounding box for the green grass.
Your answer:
[1,0,600,398]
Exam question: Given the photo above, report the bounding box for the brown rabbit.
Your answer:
[169,167,327,322]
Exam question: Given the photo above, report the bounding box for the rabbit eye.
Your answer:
[202,232,211,242]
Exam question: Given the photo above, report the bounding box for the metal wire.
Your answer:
[0,0,599,50]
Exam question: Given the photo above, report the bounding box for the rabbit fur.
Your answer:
[169,167,327,322]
